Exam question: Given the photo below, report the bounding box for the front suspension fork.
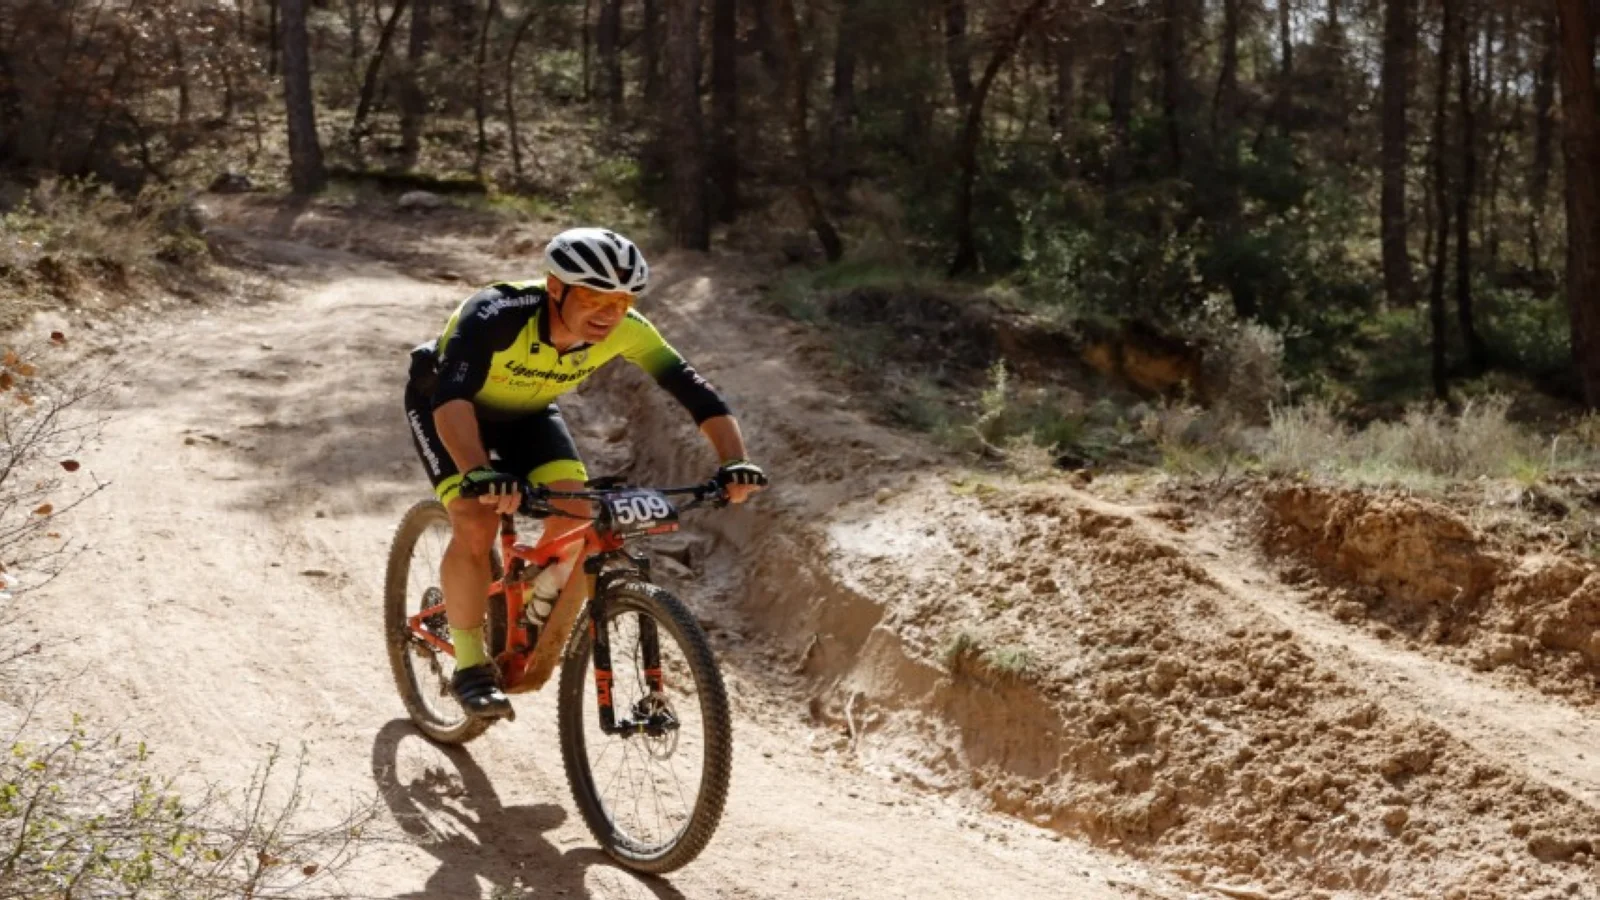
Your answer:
[587,571,666,736]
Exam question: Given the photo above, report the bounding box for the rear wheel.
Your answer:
[557,581,732,873]
[384,500,506,745]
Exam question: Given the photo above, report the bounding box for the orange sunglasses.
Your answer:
[564,284,635,313]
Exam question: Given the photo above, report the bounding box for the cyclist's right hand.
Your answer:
[460,466,522,514]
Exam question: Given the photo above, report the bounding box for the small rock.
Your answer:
[398,190,443,211]
[299,569,331,577]
[1382,807,1409,830]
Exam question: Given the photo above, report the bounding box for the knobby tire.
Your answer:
[557,580,733,873]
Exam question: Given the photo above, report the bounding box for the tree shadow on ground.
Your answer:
[370,719,688,900]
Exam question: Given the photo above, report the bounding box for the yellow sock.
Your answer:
[450,625,489,669]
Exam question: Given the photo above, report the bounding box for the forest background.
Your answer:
[4,0,1600,460]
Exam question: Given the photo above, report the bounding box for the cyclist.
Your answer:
[404,228,768,720]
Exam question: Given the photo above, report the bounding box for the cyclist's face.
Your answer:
[560,283,634,342]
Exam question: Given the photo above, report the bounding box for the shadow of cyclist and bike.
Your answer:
[371,719,688,900]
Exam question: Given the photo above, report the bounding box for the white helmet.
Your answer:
[543,228,650,295]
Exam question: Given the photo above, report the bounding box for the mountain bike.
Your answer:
[383,476,733,874]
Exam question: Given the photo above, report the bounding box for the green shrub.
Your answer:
[1,179,206,282]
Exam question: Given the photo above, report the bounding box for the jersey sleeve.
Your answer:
[620,312,733,424]
[431,289,526,409]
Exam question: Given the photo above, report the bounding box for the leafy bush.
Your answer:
[1,179,207,283]
[0,725,375,899]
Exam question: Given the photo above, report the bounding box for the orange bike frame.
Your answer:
[405,512,628,689]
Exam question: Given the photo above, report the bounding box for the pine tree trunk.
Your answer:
[826,0,860,190]
[1531,7,1557,275]
[950,0,1050,274]
[642,0,662,102]
[597,0,623,109]
[400,0,432,169]
[472,0,497,176]
[1557,0,1600,407]
[1381,0,1415,307]
[750,0,782,82]
[665,0,709,249]
[1273,0,1294,130]
[1160,0,1188,171]
[944,0,973,108]
[347,0,365,79]
[1456,1,1485,375]
[281,0,325,194]
[1428,0,1459,401]
[1483,6,1511,265]
[710,0,739,219]
[582,0,593,101]
[351,0,414,150]
[1213,0,1239,142]
[269,0,281,77]
[506,8,537,178]
[1050,20,1075,176]
[1109,8,1136,188]
[773,0,843,261]
[173,36,191,128]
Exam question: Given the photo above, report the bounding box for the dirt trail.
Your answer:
[6,230,1188,899]
[10,212,1600,899]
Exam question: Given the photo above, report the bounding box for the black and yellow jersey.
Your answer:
[426,282,729,424]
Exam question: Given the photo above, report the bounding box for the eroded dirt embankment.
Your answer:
[1260,484,1600,701]
[578,257,1600,899]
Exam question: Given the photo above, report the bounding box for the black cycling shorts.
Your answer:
[403,376,589,505]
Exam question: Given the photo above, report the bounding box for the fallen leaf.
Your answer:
[45,532,59,538]
[301,864,319,877]
[49,331,65,344]
[32,504,52,516]
[14,362,33,377]
[0,372,12,392]
[59,460,79,472]
[17,394,33,406]
[2,351,16,368]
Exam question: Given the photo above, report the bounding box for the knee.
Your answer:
[446,502,501,555]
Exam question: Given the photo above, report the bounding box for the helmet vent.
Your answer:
[570,241,606,275]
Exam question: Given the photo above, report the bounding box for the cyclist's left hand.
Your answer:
[716,460,768,504]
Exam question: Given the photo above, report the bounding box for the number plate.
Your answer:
[599,490,680,537]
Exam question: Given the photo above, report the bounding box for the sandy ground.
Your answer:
[6,207,1599,900]
[4,227,1190,899]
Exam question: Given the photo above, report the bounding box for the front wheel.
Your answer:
[557,581,732,873]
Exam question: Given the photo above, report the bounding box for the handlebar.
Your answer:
[459,476,730,519]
